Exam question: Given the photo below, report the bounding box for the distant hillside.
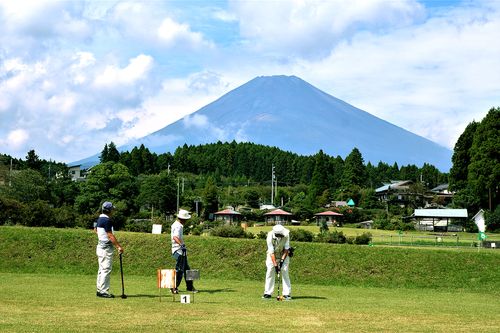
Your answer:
[72,75,452,171]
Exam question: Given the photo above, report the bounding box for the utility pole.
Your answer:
[271,164,275,206]
[9,158,12,187]
[195,198,200,216]
[176,178,180,213]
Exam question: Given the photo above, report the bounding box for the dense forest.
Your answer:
[1,107,498,232]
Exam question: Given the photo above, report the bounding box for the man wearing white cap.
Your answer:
[262,224,292,300]
[95,201,124,298]
[170,209,197,294]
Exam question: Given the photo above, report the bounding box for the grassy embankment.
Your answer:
[1,226,499,292]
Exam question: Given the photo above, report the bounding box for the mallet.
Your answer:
[119,252,127,299]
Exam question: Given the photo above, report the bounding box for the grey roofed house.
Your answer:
[430,184,451,194]
[375,180,415,203]
[375,180,414,194]
[412,208,468,232]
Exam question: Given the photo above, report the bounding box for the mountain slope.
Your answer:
[74,75,452,171]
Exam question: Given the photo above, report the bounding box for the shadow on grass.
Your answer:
[124,294,159,299]
[199,288,236,294]
[125,288,236,298]
[292,295,327,300]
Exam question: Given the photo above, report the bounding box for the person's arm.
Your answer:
[107,231,123,253]
[278,236,290,267]
[173,236,183,246]
[270,253,278,267]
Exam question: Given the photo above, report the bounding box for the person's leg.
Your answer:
[281,258,291,297]
[183,255,196,291]
[263,259,275,295]
[174,252,184,288]
[96,246,113,294]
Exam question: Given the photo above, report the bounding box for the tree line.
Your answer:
[1,107,498,231]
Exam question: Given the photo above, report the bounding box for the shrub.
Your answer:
[210,225,253,239]
[123,219,153,233]
[289,228,314,242]
[319,220,329,233]
[256,231,267,239]
[75,214,97,229]
[353,232,372,245]
[0,196,24,225]
[486,206,500,232]
[23,200,55,227]
[315,230,347,244]
[53,205,77,228]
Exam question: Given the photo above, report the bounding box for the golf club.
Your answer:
[119,252,127,299]
[276,268,283,301]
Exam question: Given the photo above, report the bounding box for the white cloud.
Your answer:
[0,0,92,47]
[157,18,207,49]
[292,2,500,148]
[2,129,29,150]
[183,114,209,128]
[107,2,214,51]
[94,54,153,87]
[1,0,499,163]
[230,0,423,58]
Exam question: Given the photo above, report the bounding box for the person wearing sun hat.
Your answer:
[262,223,292,300]
[170,209,197,294]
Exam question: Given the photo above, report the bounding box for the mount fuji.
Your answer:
[74,75,452,171]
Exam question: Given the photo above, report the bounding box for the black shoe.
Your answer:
[187,288,199,293]
[262,294,272,299]
[96,292,114,298]
[170,288,179,294]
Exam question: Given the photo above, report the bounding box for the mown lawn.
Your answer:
[0,273,499,333]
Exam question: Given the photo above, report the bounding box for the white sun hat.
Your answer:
[272,224,288,237]
[177,209,191,220]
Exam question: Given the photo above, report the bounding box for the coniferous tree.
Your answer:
[467,107,500,211]
[449,121,478,192]
[202,176,219,219]
[107,142,120,163]
[100,144,109,163]
[342,148,366,188]
[26,149,42,170]
[309,150,329,203]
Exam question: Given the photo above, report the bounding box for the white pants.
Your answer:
[96,246,114,294]
[264,256,291,296]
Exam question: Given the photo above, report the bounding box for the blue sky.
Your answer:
[0,0,499,163]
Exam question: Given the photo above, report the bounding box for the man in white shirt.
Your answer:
[170,209,197,294]
[262,224,292,300]
[95,201,124,298]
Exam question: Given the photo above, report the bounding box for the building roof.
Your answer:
[214,209,241,215]
[315,211,343,216]
[264,209,292,216]
[413,209,468,218]
[375,180,413,193]
[430,184,449,192]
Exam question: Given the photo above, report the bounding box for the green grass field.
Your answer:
[1,273,499,333]
[1,226,499,332]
